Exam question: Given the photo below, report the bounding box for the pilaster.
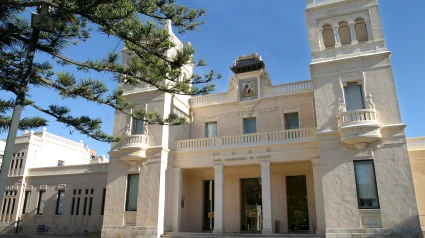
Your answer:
[213,164,224,233]
[171,168,182,232]
[260,161,273,234]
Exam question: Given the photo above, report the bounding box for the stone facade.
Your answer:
[0,0,424,238]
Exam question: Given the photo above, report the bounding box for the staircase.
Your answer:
[161,232,325,238]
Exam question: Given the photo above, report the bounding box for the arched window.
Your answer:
[355,18,368,42]
[322,24,335,48]
[339,21,351,45]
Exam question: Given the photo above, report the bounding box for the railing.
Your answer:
[407,137,425,151]
[120,134,148,149]
[176,128,316,151]
[273,80,313,95]
[307,0,345,8]
[339,109,377,126]
[191,92,228,106]
[8,168,23,177]
[44,132,83,149]
[27,163,108,176]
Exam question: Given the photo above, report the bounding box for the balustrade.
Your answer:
[176,128,316,151]
[407,137,425,151]
[339,109,377,126]
[191,92,228,106]
[120,134,148,149]
[273,80,313,95]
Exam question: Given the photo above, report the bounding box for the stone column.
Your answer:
[311,158,326,234]
[213,164,224,233]
[332,25,341,47]
[317,28,324,50]
[260,161,273,234]
[171,168,182,232]
[365,20,374,41]
[348,22,358,44]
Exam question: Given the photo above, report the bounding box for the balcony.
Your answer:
[118,134,148,164]
[338,106,382,150]
[175,128,316,152]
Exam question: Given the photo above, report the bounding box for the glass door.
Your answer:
[286,175,309,233]
[203,180,214,231]
[240,178,262,232]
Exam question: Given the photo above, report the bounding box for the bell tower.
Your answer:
[306,0,422,237]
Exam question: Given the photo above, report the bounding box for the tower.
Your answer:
[306,0,422,236]
[102,22,192,237]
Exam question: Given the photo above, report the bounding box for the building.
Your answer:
[0,0,424,237]
[0,139,5,168]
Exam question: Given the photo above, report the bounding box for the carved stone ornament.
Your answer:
[365,94,375,109]
[338,98,346,114]
[260,70,272,86]
[126,124,131,135]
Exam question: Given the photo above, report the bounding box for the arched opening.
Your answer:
[339,21,351,45]
[322,24,335,48]
[355,18,368,42]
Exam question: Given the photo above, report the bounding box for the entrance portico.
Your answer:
[171,160,324,234]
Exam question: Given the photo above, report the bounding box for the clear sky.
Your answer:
[2,0,424,157]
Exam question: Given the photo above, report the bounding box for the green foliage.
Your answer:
[0,0,220,142]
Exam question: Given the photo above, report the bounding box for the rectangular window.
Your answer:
[354,160,380,209]
[36,191,45,214]
[205,122,217,138]
[285,113,299,130]
[5,199,11,214]
[10,160,14,169]
[243,118,257,134]
[101,189,106,215]
[126,174,139,211]
[90,189,94,195]
[133,119,144,135]
[19,159,23,168]
[83,197,88,215]
[85,189,89,195]
[344,83,364,111]
[10,198,15,214]
[55,190,65,215]
[22,191,31,214]
[1,198,6,214]
[58,160,65,166]
[88,197,93,216]
[71,197,75,215]
[76,197,80,215]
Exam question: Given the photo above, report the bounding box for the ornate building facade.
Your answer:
[1,0,424,237]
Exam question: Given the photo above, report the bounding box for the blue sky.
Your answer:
[2,0,425,157]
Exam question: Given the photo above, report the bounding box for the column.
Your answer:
[317,28,324,50]
[311,158,326,234]
[260,161,273,234]
[171,168,182,232]
[365,20,374,41]
[213,164,224,233]
[332,25,341,47]
[348,22,358,44]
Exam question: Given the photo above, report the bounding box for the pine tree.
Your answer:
[0,0,219,142]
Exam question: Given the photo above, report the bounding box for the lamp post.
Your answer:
[0,3,55,217]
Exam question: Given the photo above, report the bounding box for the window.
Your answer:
[83,197,88,215]
[58,160,65,166]
[243,118,257,134]
[133,119,144,135]
[339,21,351,45]
[76,197,80,215]
[101,189,106,215]
[71,197,75,215]
[322,24,335,48]
[22,191,31,214]
[285,113,300,130]
[55,190,65,215]
[354,160,380,209]
[36,191,45,214]
[88,197,93,216]
[344,83,364,111]
[355,18,368,42]
[126,174,139,211]
[205,122,217,138]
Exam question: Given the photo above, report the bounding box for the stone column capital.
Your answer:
[332,25,339,30]
[311,158,320,165]
[213,164,224,171]
[260,161,271,168]
[348,22,356,27]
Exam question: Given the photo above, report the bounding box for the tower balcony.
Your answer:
[338,109,382,150]
[118,134,148,165]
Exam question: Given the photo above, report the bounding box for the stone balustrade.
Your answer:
[120,134,148,149]
[339,109,377,126]
[27,163,108,176]
[272,80,313,95]
[407,137,425,151]
[190,92,228,106]
[307,0,345,8]
[175,128,316,151]
[8,168,24,177]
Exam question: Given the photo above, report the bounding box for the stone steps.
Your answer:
[161,232,325,238]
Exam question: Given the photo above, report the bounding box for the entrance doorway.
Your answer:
[240,178,262,232]
[203,180,214,231]
[286,175,309,232]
